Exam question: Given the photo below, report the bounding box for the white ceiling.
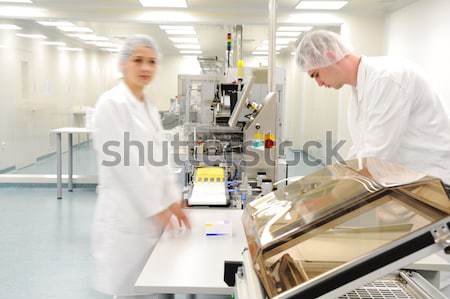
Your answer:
[0,0,418,57]
[28,0,418,13]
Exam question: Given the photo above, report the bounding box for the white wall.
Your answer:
[0,29,117,171]
[244,55,269,68]
[145,55,201,110]
[385,0,450,114]
[281,54,340,151]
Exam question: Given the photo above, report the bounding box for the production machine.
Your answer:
[234,157,450,299]
[167,67,287,207]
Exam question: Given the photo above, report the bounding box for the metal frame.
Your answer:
[337,270,447,299]
[272,218,450,299]
[235,249,448,299]
[228,76,255,127]
[53,128,92,199]
[235,249,266,299]
[56,131,74,199]
[400,271,448,299]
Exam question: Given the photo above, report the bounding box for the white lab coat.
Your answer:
[347,56,450,185]
[91,81,181,296]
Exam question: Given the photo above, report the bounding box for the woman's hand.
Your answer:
[169,202,191,229]
[153,201,191,230]
[153,208,173,228]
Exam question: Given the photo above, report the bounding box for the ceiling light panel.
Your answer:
[58,47,83,52]
[165,29,196,35]
[68,34,108,41]
[262,38,298,45]
[169,37,198,44]
[256,45,286,51]
[175,44,201,49]
[252,51,280,55]
[89,42,119,48]
[278,26,313,31]
[277,32,301,37]
[295,1,348,10]
[179,50,202,54]
[276,38,297,45]
[41,41,66,46]
[58,26,93,33]
[159,25,194,31]
[0,6,44,17]
[137,11,195,22]
[0,24,22,30]
[16,33,46,39]
[37,21,75,27]
[139,0,187,8]
[0,0,32,2]
[101,48,119,53]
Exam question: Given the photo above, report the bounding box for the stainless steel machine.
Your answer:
[173,68,286,206]
[228,67,286,185]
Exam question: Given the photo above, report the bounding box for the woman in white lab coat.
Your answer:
[91,35,190,299]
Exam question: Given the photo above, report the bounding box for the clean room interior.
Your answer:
[1,0,450,299]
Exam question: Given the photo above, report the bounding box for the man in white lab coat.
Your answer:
[295,30,450,195]
[92,35,190,299]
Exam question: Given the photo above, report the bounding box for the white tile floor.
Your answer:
[10,142,97,176]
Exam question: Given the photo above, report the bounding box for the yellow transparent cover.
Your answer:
[242,158,450,298]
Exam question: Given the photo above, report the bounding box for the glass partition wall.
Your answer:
[0,18,117,185]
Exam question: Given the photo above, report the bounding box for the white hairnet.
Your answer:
[119,34,160,66]
[295,30,352,72]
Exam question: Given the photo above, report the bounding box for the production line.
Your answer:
[136,60,450,298]
[161,66,287,208]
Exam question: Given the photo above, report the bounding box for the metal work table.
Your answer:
[51,127,93,199]
[135,208,246,295]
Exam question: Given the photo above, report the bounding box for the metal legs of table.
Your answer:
[68,133,73,192]
[56,132,74,199]
[56,132,62,199]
